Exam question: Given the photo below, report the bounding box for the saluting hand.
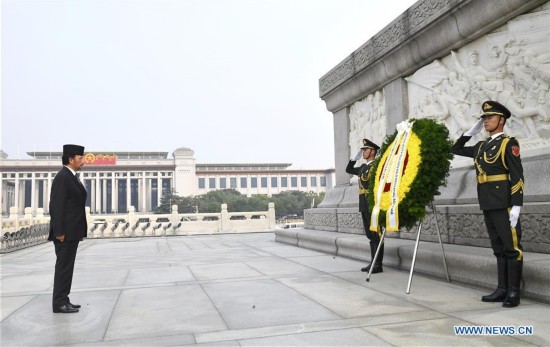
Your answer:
[464,119,484,136]
[352,149,362,161]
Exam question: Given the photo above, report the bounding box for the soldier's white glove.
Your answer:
[351,149,362,161]
[509,206,521,228]
[464,119,484,136]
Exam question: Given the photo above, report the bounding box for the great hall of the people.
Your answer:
[0,147,335,215]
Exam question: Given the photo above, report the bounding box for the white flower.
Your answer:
[396,120,413,134]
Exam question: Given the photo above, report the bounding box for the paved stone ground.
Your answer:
[1,233,549,346]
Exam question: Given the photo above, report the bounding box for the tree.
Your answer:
[155,189,325,217]
[197,189,245,212]
[270,191,325,219]
[155,189,181,214]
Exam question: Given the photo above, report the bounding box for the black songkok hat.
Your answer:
[361,138,380,150]
[480,100,511,119]
[63,144,85,156]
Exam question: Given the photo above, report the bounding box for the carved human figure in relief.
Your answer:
[369,91,386,143]
[447,39,550,140]
[349,95,373,154]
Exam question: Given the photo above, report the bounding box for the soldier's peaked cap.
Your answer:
[361,139,380,150]
[63,144,85,156]
[480,100,511,119]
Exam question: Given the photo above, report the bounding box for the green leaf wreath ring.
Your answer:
[367,118,454,231]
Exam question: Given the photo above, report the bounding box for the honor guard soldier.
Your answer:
[451,101,525,307]
[346,138,384,273]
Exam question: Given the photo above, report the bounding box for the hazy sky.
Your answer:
[1,0,417,168]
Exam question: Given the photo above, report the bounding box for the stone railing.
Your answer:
[1,223,50,253]
[86,203,276,238]
[1,203,276,251]
[1,207,50,253]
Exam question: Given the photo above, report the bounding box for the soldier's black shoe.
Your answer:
[503,258,522,308]
[370,264,383,274]
[503,292,520,308]
[481,288,507,302]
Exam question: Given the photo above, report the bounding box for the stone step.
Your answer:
[275,228,550,304]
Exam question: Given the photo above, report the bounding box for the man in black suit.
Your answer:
[451,101,524,308]
[346,138,384,273]
[49,144,87,313]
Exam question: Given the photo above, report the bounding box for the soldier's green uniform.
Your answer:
[451,100,524,308]
[346,138,383,273]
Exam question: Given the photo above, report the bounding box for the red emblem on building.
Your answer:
[511,146,520,157]
[84,153,117,165]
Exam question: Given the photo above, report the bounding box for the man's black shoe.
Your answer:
[68,302,81,309]
[53,304,79,313]
[361,265,371,272]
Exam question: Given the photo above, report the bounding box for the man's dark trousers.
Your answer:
[53,239,80,308]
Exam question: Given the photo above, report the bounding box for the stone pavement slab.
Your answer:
[276,228,550,303]
[1,233,550,346]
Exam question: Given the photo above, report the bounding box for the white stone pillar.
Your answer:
[85,207,91,234]
[128,205,136,225]
[126,175,131,212]
[46,172,53,213]
[42,177,48,210]
[268,202,276,229]
[102,178,107,213]
[0,174,4,214]
[89,179,94,211]
[157,174,162,207]
[31,172,36,213]
[95,174,101,213]
[141,173,147,212]
[10,206,19,230]
[220,203,229,232]
[111,174,116,213]
[171,204,179,225]
[14,174,20,213]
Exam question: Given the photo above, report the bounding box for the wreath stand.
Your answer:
[366,201,450,293]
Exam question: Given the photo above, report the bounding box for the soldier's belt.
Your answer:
[359,188,369,195]
[477,173,509,184]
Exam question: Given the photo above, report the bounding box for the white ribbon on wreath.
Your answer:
[370,120,414,232]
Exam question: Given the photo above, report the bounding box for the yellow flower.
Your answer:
[373,132,422,211]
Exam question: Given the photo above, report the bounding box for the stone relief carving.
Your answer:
[348,90,386,183]
[319,56,354,95]
[337,212,363,230]
[407,7,550,150]
[355,0,449,72]
[304,210,337,229]
[320,0,449,95]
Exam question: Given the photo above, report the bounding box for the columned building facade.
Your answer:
[0,148,334,215]
[195,163,332,197]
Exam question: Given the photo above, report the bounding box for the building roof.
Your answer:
[26,151,170,160]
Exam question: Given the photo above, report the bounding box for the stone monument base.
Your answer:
[305,153,550,254]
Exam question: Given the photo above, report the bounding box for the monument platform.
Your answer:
[275,228,550,304]
[2,233,549,346]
